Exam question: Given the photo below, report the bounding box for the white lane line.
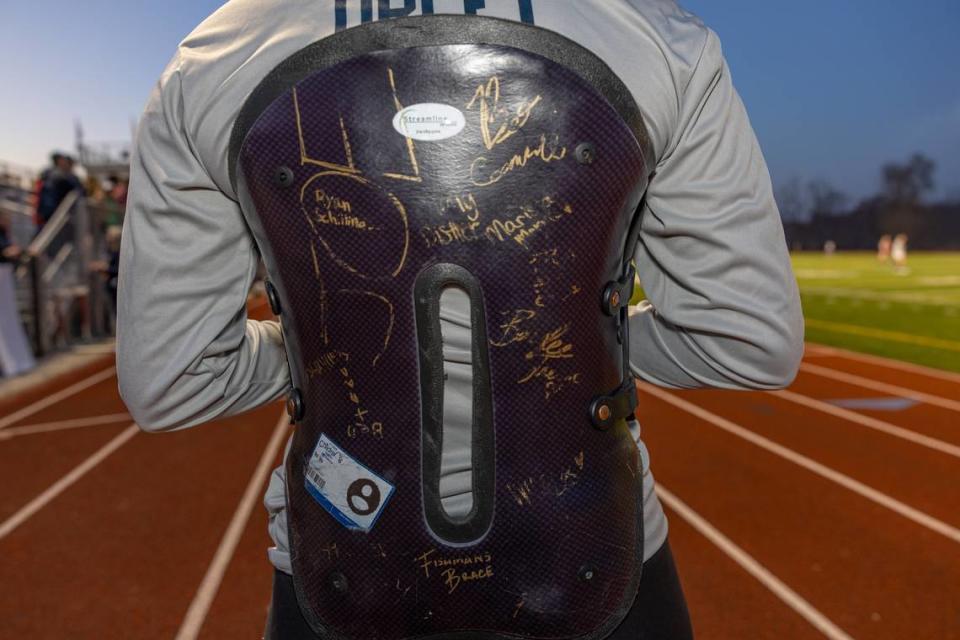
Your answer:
[804,343,960,384]
[657,484,854,640]
[174,412,290,640]
[639,383,960,545]
[0,414,132,441]
[0,425,139,541]
[800,362,960,413]
[0,366,117,430]
[771,390,960,459]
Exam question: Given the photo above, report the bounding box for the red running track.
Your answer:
[1,309,958,639]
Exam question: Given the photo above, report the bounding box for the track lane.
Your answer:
[176,412,290,640]
[0,376,130,430]
[0,413,132,439]
[658,487,849,640]
[197,446,286,639]
[772,389,960,458]
[637,390,960,639]
[787,374,960,445]
[0,402,283,640]
[0,355,115,419]
[0,420,130,523]
[803,344,960,398]
[800,362,960,413]
[0,425,139,541]
[674,388,960,531]
[2,318,958,638]
[0,297,286,639]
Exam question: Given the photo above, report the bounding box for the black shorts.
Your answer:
[264,540,693,640]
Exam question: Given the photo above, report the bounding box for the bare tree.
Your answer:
[808,180,848,218]
[776,177,809,221]
[882,153,935,204]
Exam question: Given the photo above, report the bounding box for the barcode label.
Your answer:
[307,468,325,491]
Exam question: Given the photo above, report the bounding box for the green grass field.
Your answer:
[792,252,960,372]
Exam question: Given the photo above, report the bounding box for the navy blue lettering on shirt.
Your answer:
[336,0,534,31]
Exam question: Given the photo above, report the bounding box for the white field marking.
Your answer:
[0,425,139,541]
[793,269,861,280]
[771,390,960,460]
[804,343,960,384]
[800,362,960,413]
[916,276,960,286]
[0,366,117,430]
[174,412,290,640]
[803,318,960,352]
[638,383,960,545]
[801,286,959,306]
[656,485,854,640]
[0,413,131,441]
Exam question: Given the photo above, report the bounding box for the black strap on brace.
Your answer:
[589,199,646,430]
[589,263,638,430]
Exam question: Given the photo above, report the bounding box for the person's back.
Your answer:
[35,167,56,225]
[118,2,804,638]
[36,154,82,227]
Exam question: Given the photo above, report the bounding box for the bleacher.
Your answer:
[0,170,115,370]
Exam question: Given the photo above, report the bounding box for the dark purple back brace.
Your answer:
[232,16,652,640]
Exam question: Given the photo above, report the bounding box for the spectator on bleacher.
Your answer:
[0,211,22,264]
[103,176,128,227]
[34,152,84,229]
[90,225,122,307]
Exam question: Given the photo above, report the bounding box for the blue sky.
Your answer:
[1,1,957,202]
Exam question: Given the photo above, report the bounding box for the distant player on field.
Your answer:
[891,233,909,269]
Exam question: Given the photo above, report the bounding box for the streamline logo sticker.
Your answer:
[304,434,395,532]
[392,103,466,142]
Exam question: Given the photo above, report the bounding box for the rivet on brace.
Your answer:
[579,565,598,583]
[589,379,638,431]
[575,142,596,165]
[601,264,636,317]
[274,166,294,188]
[329,571,349,594]
[286,388,305,423]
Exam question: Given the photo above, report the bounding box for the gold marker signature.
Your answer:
[416,548,495,594]
[470,134,567,188]
[466,76,542,151]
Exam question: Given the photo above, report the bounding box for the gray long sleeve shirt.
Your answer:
[117,0,804,574]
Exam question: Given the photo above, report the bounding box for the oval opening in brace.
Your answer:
[439,285,475,520]
[415,263,495,546]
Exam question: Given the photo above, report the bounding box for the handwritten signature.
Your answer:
[466,76,543,151]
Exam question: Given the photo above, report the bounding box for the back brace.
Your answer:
[231,15,653,640]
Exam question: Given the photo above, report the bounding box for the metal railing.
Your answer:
[1,187,115,357]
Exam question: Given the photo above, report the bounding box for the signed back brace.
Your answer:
[230,15,653,640]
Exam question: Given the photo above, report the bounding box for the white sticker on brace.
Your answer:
[304,434,395,532]
[392,103,466,141]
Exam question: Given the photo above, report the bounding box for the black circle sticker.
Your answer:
[347,479,381,516]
